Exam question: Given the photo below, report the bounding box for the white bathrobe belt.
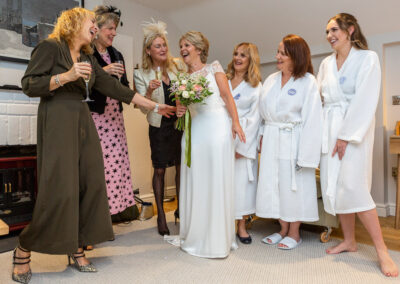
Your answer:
[247,159,255,182]
[322,101,348,214]
[265,121,301,191]
[322,101,348,154]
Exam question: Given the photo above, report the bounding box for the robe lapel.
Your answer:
[59,40,86,91]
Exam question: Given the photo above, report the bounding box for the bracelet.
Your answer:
[54,74,63,87]
[153,103,159,113]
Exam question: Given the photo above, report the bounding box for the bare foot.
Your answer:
[377,249,399,277]
[326,240,357,254]
[13,247,31,275]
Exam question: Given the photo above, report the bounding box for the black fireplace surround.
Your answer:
[0,145,37,231]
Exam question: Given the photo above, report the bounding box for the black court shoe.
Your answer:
[237,233,252,244]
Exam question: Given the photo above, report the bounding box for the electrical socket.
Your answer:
[393,167,398,178]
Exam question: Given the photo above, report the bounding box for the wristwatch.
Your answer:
[154,103,159,113]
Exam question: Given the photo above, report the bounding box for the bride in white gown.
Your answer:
[176,31,246,258]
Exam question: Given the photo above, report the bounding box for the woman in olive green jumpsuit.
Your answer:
[11,7,174,284]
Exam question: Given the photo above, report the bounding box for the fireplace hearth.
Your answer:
[0,146,37,231]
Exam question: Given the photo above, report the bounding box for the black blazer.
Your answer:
[88,45,130,114]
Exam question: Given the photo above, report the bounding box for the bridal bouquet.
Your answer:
[170,72,213,167]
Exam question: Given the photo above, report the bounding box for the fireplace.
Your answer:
[0,89,39,231]
[0,153,37,231]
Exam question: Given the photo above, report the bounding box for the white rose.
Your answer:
[182,91,189,98]
[181,79,187,85]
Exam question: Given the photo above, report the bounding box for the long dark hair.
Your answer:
[282,34,313,79]
[329,13,368,50]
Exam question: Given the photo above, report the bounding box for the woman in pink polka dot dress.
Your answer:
[89,6,135,218]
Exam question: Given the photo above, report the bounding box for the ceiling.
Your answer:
[132,0,400,65]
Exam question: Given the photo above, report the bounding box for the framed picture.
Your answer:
[0,0,84,63]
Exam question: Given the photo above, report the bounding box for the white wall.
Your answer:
[383,42,400,215]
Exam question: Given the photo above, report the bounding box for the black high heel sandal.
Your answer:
[174,210,179,225]
[67,250,97,272]
[12,246,32,284]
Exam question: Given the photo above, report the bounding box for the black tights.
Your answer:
[152,165,180,231]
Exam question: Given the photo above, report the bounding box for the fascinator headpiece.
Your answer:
[142,19,168,44]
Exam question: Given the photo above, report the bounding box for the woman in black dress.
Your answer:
[134,20,184,235]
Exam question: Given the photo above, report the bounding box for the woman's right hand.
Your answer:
[103,63,124,77]
[65,62,92,81]
[148,79,161,92]
[176,105,187,117]
[158,104,176,118]
[232,121,246,143]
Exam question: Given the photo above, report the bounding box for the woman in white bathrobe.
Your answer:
[318,13,398,277]
[226,42,262,244]
[256,34,323,249]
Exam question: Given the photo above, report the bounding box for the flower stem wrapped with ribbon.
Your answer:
[170,72,213,167]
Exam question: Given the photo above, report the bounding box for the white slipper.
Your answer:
[261,233,283,245]
[278,236,302,250]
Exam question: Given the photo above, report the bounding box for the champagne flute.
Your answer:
[80,59,93,102]
[115,60,124,80]
[155,66,162,81]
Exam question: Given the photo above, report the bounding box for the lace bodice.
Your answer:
[188,60,226,114]
[191,60,224,78]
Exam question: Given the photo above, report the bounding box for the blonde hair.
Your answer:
[141,35,177,72]
[141,20,177,72]
[179,31,209,63]
[94,5,120,28]
[48,7,94,54]
[226,42,261,88]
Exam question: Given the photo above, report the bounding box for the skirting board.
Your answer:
[376,203,396,217]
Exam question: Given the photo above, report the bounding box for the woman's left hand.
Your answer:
[176,105,187,118]
[103,63,124,77]
[332,139,348,160]
[235,152,244,159]
[158,104,176,118]
[232,121,246,143]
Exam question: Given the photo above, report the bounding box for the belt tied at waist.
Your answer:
[322,101,348,154]
[321,101,348,214]
[265,121,301,191]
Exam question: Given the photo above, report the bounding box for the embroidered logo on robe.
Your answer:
[288,89,296,96]
[233,93,241,100]
[339,76,346,84]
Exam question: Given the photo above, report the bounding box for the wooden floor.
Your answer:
[161,197,400,251]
